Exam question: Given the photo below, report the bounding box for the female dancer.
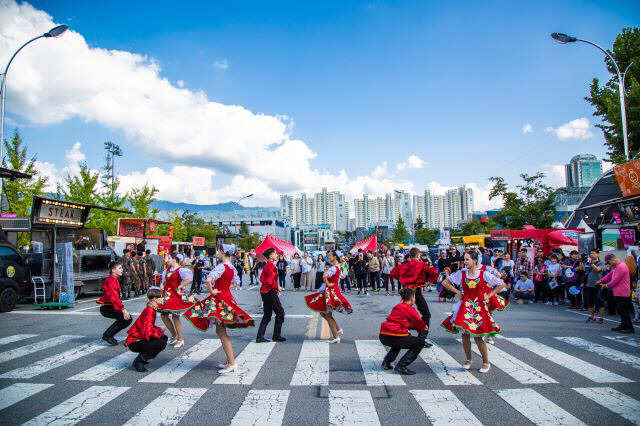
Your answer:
[305,250,353,343]
[185,245,254,374]
[158,253,197,348]
[440,251,506,373]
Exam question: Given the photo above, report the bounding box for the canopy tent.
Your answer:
[350,234,378,254]
[490,226,584,255]
[254,235,301,260]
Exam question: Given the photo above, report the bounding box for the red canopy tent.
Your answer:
[491,226,584,255]
[350,234,378,254]
[254,235,301,260]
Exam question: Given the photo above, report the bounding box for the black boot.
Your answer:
[381,347,399,370]
[418,332,432,348]
[272,318,285,341]
[394,347,421,375]
[102,323,120,346]
[256,323,270,343]
[132,354,148,372]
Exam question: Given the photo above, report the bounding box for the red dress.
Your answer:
[185,264,254,331]
[125,305,165,346]
[478,265,509,312]
[441,269,503,336]
[157,267,198,314]
[305,265,353,314]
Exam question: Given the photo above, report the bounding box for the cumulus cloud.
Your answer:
[176,80,184,88]
[522,123,533,134]
[545,118,594,140]
[371,161,389,178]
[213,59,228,70]
[602,160,614,173]
[396,155,425,171]
[541,163,566,188]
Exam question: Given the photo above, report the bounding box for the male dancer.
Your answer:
[391,247,438,348]
[97,260,132,345]
[256,248,286,342]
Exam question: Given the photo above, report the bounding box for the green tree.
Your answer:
[415,216,424,229]
[129,184,159,218]
[392,216,409,243]
[489,173,556,229]
[585,27,640,163]
[415,227,438,246]
[57,163,101,227]
[458,218,496,236]
[2,129,48,245]
[239,222,250,236]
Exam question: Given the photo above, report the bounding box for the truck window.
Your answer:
[0,246,22,264]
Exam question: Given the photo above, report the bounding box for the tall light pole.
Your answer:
[551,32,633,161]
[0,24,68,206]
[104,142,123,197]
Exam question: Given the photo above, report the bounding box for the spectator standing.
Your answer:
[315,254,326,290]
[300,252,311,291]
[532,256,547,303]
[291,253,302,291]
[382,250,396,296]
[514,272,535,304]
[584,249,605,323]
[502,253,515,282]
[233,255,244,289]
[355,253,369,295]
[598,254,634,333]
[276,254,288,289]
[367,251,381,292]
[562,250,582,308]
[546,255,562,305]
[339,257,351,293]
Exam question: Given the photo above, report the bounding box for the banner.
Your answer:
[148,220,156,232]
[192,236,205,246]
[55,242,75,304]
[613,159,640,197]
[118,219,145,238]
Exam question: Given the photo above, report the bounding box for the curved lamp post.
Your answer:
[551,32,633,161]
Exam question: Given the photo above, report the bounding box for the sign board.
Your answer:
[32,198,86,227]
[613,159,640,197]
[118,219,145,238]
[192,236,205,246]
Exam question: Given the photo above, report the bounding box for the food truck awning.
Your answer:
[0,167,32,180]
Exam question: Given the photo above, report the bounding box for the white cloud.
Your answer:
[522,123,533,134]
[602,160,614,173]
[34,160,59,191]
[541,163,566,188]
[177,80,184,88]
[371,161,389,178]
[213,59,228,70]
[545,117,594,140]
[396,155,425,171]
[62,142,85,176]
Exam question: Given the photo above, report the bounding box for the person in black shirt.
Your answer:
[447,248,460,273]
[190,256,205,295]
[276,255,288,289]
[354,253,369,295]
[234,254,245,288]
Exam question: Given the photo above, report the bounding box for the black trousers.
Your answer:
[383,273,395,292]
[100,305,132,337]
[258,291,285,338]
[369,271,380,290]
[315,272,324,290]
[379,334,424,367]
[533,279,546,301]
[340,277,351,292]
[357,274,367,291]
[191,271,203,293]
[414,287,431,332]
[292,272,301,289]
[614,296,634,331]
[278,272,286,288]
[128,335,168,360]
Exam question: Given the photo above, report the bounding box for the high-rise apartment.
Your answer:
[565,154,603,189]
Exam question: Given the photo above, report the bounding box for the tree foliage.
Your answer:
[392,216,409,243]
[414,227,438,246]
[56,163,100,227]
[585,27,640,163]
[489,173,556,229]
[129,184,159,218]
[455,218,496,236]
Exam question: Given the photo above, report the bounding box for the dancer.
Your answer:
[125,287,168,372]
[158,253,197,348]
[185,244,254,374]
[390,248,438,348]
[379,288,427,375]
[440,251,507,373]
[97,260,132,345]
[305,250,353,343]
[256,248,286,343]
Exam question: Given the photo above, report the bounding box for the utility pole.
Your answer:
[103,142,122,198]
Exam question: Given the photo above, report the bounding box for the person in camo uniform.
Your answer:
[120,249,133,300]
[136,251,147,295]
[129,251,141,297]
[145,249,156,290]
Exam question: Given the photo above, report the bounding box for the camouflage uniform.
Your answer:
[121,253,133,299]
[131,254,143,296]
[136,254,147,293]
[144,253,155,289]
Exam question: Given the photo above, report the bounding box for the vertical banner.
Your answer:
[55,242,75,304]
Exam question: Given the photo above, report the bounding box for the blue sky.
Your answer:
[3,0,639,209]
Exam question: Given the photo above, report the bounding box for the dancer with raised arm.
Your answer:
[256,248,286,343]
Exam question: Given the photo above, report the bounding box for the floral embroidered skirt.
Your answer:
[184,293,254,331]
[441,295,501,336]
[305,287,353,314]
[156,287,198,314]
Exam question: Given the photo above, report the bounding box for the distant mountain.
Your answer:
[151,200,278,213]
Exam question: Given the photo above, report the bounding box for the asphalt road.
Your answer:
[0,280,638,425]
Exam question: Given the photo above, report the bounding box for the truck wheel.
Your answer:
[0,287,18,312]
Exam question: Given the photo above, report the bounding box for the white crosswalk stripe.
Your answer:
[603,335,640,348]
[573,387,640,425]
[0,335,81,364]
[410,389,482,425]
[420,341,482,385]
[0,383,53,411]
[467,341,557,384]
[355,340,405,386]
[68,351,138,381]
[0,334,38,347]
[0,340,106,379]
[329,390,381,426]
[124,387,207,426]
[556,336,640,370]
[23,385,129,426]
[497,388,586,425]
[139,338,221,384]
[506,337,633,383]
[230,390,290,426]
[290,340,330,386]
[214,341,276,385]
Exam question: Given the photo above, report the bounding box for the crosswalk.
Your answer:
[0,333,638,425]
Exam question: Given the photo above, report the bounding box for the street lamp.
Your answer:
[235,194,254,206]
[551,32,633,161]
[0,24,68,204]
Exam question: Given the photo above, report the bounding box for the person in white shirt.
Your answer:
[514,272,535,304]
